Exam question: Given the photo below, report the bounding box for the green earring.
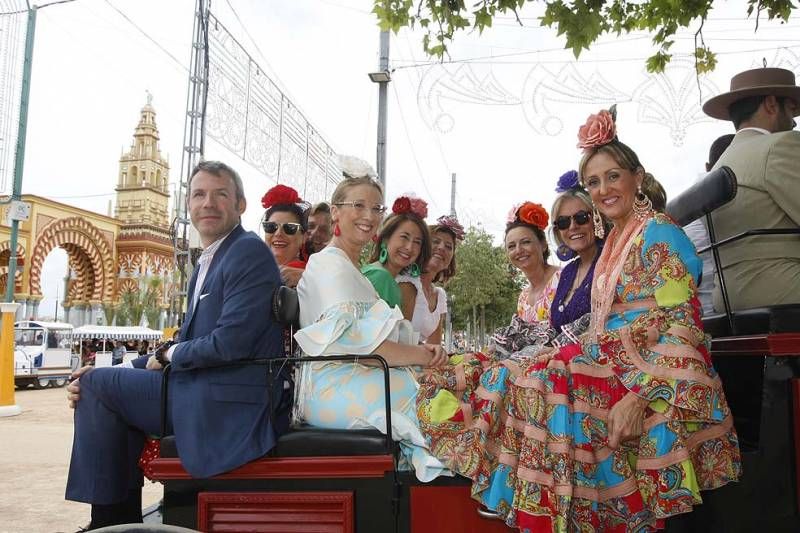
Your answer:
[379,242,388,264]
[410,263,421,277]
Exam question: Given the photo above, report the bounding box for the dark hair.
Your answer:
[310,202,331,217]
[578,139,667,213]
[265,204,309,231]
[369,213,432,275]
[728,95,766,129]
[188,160,245,201]
[504,221,550,262]
[728,95,789,129]
[429,226,458,283]
[707,134,735,168]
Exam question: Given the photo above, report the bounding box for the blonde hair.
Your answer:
[549,188,595,249]
[330,176,383,204]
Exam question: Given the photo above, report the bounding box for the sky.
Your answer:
[1,0,799,319]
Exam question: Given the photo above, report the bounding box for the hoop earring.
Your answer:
[378,242,388,264]
[633,185,653,220]
[556,244,576,262]
[592,209,605,239]
[333,223,341,237]
[410,263,421,277]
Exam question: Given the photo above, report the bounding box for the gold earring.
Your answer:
[592,208,605,239]
[633,184,653,220]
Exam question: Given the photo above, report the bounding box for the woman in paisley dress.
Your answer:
[417,184,600,513]
[505,201,562,325]
[548,172,603,333]
[418,109,740,532]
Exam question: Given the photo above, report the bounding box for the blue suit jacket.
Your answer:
[167,225,286,478]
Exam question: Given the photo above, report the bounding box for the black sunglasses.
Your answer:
[263,221,304,235]
[554,210,592,230]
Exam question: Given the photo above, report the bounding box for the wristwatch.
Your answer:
[154,340,175,367]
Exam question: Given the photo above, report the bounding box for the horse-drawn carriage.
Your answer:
[146,167,800,532]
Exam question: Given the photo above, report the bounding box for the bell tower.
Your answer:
[115,93,170,227]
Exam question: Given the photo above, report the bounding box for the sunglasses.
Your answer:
[553,210,592,230]
[263,221,304,235]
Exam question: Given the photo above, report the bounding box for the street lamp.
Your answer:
[370,30,391,189]
[367,70,391,83]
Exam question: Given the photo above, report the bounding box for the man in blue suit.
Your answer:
[65,161,288,529]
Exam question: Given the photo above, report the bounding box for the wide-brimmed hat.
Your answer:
[703,67,800,120]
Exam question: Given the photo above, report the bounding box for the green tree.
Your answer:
[447,226,522,347]
[142,277,164,329]
[101,301,117,326]
[373,0,795,73]
[117,276,163,327]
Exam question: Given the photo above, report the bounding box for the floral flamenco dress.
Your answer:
[418,213,741,532]
[293,246,448,482]
[415,267,562,505]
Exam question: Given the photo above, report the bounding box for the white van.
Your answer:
[14,321,78,389]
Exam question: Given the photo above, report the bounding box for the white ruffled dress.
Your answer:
[293,246,449,482]
[396,275,448,343]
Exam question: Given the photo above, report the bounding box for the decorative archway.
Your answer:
[0,242,26,295]
[62,243,97,303]
[28,217,115,301]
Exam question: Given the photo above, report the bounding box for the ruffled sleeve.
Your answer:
[294,298,417,356]
[600,216,728,422]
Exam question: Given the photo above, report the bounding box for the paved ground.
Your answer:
[0,386,161,533]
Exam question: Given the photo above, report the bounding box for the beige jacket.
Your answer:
[710,129,800,310]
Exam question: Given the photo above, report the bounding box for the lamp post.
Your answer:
[368,30,391,189]
[0,5,36,418]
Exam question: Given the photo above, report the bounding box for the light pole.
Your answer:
[368,30,391,189]
[0,4,36,418]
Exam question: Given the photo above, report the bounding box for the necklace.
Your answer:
[421,281,437,311]
[558,263,588,312]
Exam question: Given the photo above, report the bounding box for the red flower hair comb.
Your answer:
[392,195,428,219]
[261,184,305,210]
[436,215,465,241]
[507,201,549,230]
[577,104,618,151]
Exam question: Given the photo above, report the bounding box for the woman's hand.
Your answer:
[421,343,448,368]
[607,391,649,449]
[279,265,304,288]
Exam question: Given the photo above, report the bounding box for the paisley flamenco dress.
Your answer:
[417,213,741,531]
[415,266,565,503]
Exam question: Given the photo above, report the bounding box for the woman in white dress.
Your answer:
[397,215,464,344]
[293,166,449,481]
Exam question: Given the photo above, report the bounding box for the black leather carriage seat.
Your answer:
[666,166,737,228]
[702,304,800,338]
[159,426,390,460]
